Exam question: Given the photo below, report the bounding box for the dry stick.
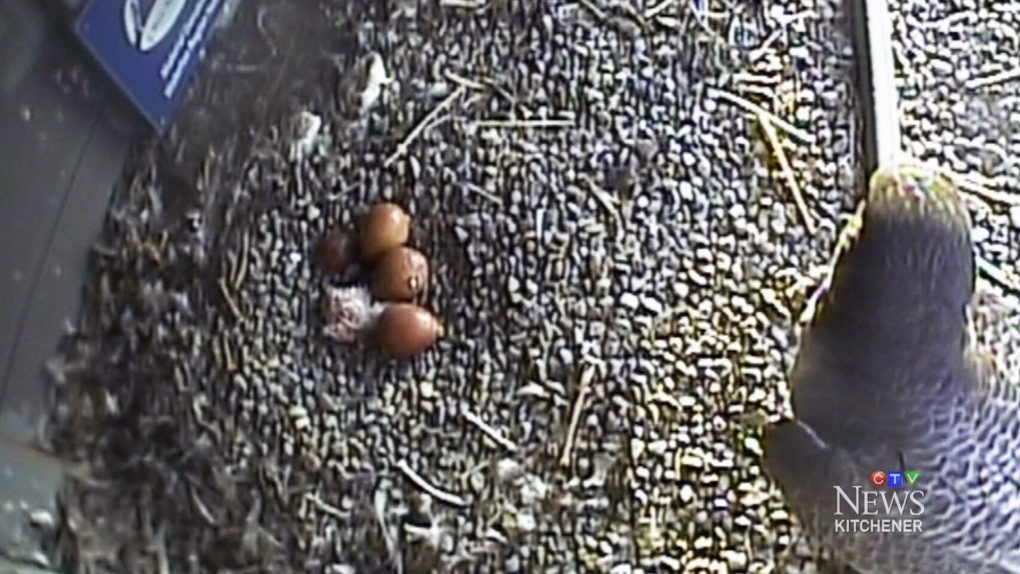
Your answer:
[444,69,519,109]
[643,0,675,19]
[221,334,236,373]
[966,182,1020,207]
[396,460,470,508]
[232,231,250,290]
[758,113,818,235]
[732,71,781,86]
[155,528,170,574]
[559,364,595,468]
[579,174,623,228]
[891,155,994,187]
[911,159,1020,207]
[577,0,608,22]
[712,89,815,145]
[218,278,246,324]
[189,487,218,525]
[976,256,1020,294]
[913,11,974,30]
[471,119,575,129]
[464,183,503,206]
[882,153,1020,207]
[461,409,519,452]
[965,68,1020,89]
[748,30,784,62]
[733,83,777,101]
[305,493,350,520]
[440,0,485,8]
[384,85,467,168]
[797,202,865,326]
[443,71,488,91]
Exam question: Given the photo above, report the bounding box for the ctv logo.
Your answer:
[869,470,920,489]
[832,470,926,533]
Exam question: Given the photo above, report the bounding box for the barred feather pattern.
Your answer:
[763,160,1020,574]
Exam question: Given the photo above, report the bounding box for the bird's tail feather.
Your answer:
[762,419,856,507]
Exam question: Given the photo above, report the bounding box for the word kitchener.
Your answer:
[834,518,924,533]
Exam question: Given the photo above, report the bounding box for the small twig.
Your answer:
[326,180,362,202]
[221,333,236,373]
[956,180,1020,206]
[712,88,816,145]
[155,527,170,574]
[976,255,1020,294]
[559,364,595,468]
[748,30,783,62]
[396,460,470,508]
[446,71,523,112]
[463,183,503,206]
[461,409,518,452]
[911,11,973,30]
[384,85,467,168]
[797,203,864,326]
[577,178,624,231]
[371,488,401,568]
[643,0,675,20]
[305,493,350,520]
[758,113,817,234]
[576,0,608,22]
[470,118,575,129]
[732,83,778,100]
[900,156,995,187]
[190,488,220,526]
[901,157,1020,207]
[439,0,485,8]
[648,391,685,412]
[218,278,246,324]
[443,71,488,92]
[965,68,1020,89]
[732,71,781,86]
[232,231,250,290]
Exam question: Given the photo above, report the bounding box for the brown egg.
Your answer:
[360,202,411,262]
[371,246,429,301]
[373,304,443,359]
[317,228,357,275]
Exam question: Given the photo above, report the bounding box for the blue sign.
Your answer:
[76,0,226,132]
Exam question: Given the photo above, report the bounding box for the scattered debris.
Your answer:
[758,111,818,234]
[288,110,324,162]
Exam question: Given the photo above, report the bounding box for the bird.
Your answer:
[761,1,1020,571]
[762,157,1020,573]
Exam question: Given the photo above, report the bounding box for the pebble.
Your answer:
[619,292,640,310]
[972,226,991,244]
[639,296,664,315]
[1009,206,1020,230]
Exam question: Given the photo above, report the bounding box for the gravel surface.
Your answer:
[41,0,1020,573]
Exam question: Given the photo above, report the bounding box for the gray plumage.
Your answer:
[762,161,1020,573]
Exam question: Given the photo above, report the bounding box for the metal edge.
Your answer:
[850,0,902,177]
